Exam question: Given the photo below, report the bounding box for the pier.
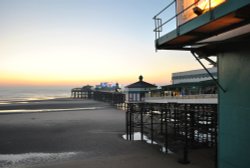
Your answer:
[126,101,217,165]
[71,85,93,99]
[70,84,218,166]
[71,87,125,107]
[93,91,125,105]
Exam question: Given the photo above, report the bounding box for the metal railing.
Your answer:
[153,0,216,40]
[145,94,218,100]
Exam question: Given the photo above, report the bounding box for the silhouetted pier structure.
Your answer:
[152,0,250,166]
[126,102,217,165]
[71,85,94,99]
[71,87,125,107]
[93,91,125,105]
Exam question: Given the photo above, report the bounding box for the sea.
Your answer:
[0,86,71,104]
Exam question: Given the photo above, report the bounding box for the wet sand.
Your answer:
[0,99,214,168]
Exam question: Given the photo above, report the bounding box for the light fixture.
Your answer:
[193,6,204,16]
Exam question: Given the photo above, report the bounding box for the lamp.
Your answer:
[193,6,204,15]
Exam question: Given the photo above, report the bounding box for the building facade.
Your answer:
[172,67,217,84]
[125,76,157,102]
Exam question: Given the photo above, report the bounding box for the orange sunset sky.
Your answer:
[0,0,210,87]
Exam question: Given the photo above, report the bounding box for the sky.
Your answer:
[0,0,209,87]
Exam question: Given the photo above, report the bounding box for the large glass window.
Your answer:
[177,0,226,25]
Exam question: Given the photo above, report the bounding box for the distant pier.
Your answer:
[71,86,93,99]
[71,84,218,166]
[71,85,125,106]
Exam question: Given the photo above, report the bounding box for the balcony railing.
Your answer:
[153,0,226,40]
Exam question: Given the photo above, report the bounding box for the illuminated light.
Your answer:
[193,6,204,15]
[195,0,226,13]
[177,0,227,25]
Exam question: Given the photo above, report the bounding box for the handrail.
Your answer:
[153,0,210,40]
[145,94,218,100]
[153,0,175,19]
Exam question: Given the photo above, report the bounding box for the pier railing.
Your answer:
[145,94,218,104]
[146,94,218,100]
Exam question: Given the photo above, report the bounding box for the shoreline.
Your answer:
[0,100,127,168]
[0,98,112,115]
[0,97,73,104]
[0,99,214,168]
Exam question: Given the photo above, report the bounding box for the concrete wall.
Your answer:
[218,43,250,168]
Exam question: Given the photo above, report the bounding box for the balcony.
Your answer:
[153,0,250,51]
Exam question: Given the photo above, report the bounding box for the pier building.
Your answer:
[93,82,125,104]
[71,84,125,105]
[95,82,119,91]
[172,67,217,84]
[153,0,250,168]
[163,67,217,96]
[125,76,157,102]
[71,85,93,99]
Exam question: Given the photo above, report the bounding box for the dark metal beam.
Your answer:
[191,51,226,93]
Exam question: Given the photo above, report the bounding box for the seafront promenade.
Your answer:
[0,99,214,168]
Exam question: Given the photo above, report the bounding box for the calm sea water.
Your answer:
[0,86,71,104]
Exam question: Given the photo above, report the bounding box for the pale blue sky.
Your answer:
[0,0,205,87]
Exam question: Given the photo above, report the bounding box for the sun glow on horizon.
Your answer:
[0,0,203,88]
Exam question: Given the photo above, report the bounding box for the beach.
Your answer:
[0,99,214,168]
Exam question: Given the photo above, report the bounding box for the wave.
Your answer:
[0,86,71,104]
[0,107,102,114]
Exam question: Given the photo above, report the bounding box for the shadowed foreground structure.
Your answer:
[0,99,213,168]
[153,1,250,167]
[126,102,217,166]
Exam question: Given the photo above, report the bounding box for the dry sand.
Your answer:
[0,99,214,168]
